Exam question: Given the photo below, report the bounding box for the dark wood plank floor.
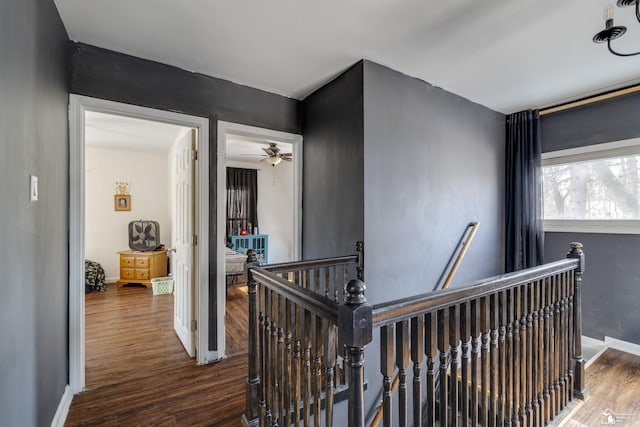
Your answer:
[66,283,249,426]
[562,348,640,426]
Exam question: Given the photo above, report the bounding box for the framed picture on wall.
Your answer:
[114,195,131,211]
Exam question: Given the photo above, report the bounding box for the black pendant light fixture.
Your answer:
[593,0,640,56]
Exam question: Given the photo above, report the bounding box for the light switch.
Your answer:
[30,175,38,201]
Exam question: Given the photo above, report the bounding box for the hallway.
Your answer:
[66,284,248,426]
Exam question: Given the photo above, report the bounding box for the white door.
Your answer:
[172,129,196,357]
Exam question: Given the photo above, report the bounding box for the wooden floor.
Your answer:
[562,348,640,426]
[66,283,249,426]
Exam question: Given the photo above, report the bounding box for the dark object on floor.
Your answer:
[85,260,106,293]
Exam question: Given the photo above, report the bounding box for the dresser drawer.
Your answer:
[121,268,135,279]
[121,257,135,268]
[135,269,150,279]
[135,257,149,268]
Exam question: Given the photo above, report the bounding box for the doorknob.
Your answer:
[169,247,177,253]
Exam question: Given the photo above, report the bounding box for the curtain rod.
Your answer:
[539,84,640,116]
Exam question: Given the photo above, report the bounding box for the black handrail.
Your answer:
[372,259,578,327]
[251,268,340,323]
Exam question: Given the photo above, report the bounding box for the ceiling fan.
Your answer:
[240,142,292,166]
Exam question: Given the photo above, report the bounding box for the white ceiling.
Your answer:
[85,111,187,153]
[55,0,640,113]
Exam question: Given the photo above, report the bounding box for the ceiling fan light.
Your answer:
[265,156,282,166]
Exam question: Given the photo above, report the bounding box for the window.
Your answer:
[542,138,640,234]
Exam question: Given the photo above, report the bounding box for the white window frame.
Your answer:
[542,137,640,234]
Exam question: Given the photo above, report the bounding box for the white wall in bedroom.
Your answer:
[226,159,294,263]
[85,146,171,282]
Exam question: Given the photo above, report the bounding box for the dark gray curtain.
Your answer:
[226,167,258,236]
[505,110,544,272]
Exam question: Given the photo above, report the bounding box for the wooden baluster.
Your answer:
[293,305,302,425]
[559,272,567,411]
[259,286,268,425]
[438,308,450,427]
[505,288,514,427]
[519,285,528,426]
[283,300,292,426]
[263,289,272,425]
[303,309,312,427]
[324,267,331,299]
[536,280,545,427]
[526,283,534,425]
[450,305,461,427]
[567,242,586,399]
[277,295,286,426]
[324,319,337,427]
[471,299,480,427]
[411,315,424,427]
[553,274,561,418]
[314,268,321,297]
[490,294,499,427]
[498,291,507,426]
[460,302,471,426]
[532,281,540,427]
[313,315,323,427]
[333,266,340,302]
[567,270,575,402]
[396,319,410,427]
[513,286,521,427]
[480,297,490,427]
[271,295,280,426]
[380,326,394,427]
[425,313,437,427]
[543,278,552,424]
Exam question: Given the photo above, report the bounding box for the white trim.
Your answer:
[542,136,640,163]
[50,385,73,427]
[69,95,212,395]
[216,121,303,358]
[582,335,607,369]
[605,336,640,356]
[544,219,640,234]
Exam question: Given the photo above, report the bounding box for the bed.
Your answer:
[225,247,247,284]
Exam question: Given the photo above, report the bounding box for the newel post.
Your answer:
[339,279,372,427]
[242,250,261,426]
[567,242,587,399]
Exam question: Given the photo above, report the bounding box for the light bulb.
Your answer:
[604,4,614,20]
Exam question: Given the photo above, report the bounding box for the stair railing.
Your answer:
[242,242,586,427]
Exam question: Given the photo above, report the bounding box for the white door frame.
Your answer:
[216,121,303,357]
[69,95,212,394]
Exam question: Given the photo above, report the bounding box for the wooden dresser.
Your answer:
[116,249,168,288]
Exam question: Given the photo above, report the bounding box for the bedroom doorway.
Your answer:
[216,121,302,358]
[69,95,211,394]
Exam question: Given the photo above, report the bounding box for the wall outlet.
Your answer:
[29,175,38,202]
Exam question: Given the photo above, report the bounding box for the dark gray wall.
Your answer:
[69,42,301,350]
[0,0,69,425]
[362,61,505,305]
[541,91,640,345]
[301,62,364,258]
[541,91,640,152]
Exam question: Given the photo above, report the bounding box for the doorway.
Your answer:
[216,121,302,357]
[69,95,211,394]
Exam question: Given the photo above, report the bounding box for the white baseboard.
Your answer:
[50,385,73,427]
[105,276,118,284]
[605,336,640,356]
[581,335,605,349]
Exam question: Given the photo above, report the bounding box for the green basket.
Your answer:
[151,277,174,295]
